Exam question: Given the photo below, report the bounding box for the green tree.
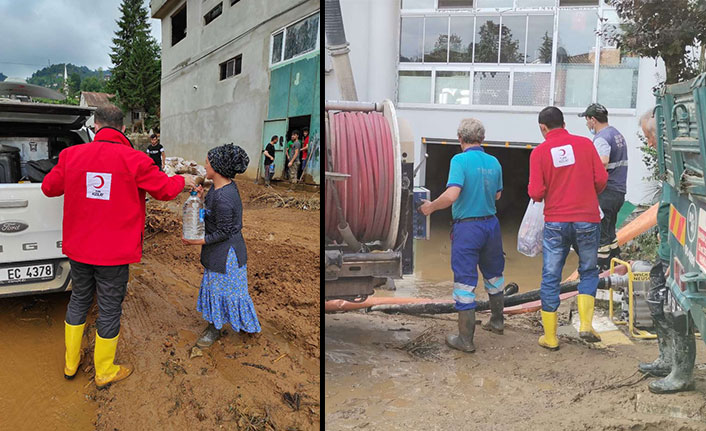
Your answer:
[80,76,105,92]
[68,72,81,96]
[108,0,161,129]
[608,0,706,84]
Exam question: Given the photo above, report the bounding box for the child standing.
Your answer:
[182,143,261,347]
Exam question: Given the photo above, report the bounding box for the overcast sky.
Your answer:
[0,0,161,79]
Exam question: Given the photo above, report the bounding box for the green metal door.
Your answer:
[288,56,318,117]
[267,65,291,120]
[262,120,288,180]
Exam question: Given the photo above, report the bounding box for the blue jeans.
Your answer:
[540,221,600,312]
[451,216,505,311]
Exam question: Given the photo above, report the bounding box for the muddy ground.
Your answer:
[325,296,706,431]
[0,179,320,430]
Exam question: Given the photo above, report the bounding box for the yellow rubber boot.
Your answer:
[64,321,85,379]
[538,310,560,350]
[577,294,601,342]
[94,332,133,390]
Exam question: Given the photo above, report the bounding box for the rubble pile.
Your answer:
[164,157,212,187]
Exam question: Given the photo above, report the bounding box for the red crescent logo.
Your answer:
[94,175,105,189]
[559,149,566,156]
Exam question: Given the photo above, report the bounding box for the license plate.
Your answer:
[0,263,54,284]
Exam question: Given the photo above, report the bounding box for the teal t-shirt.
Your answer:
[446,146,503,219]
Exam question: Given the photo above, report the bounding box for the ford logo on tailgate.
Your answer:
[0,221,29,233]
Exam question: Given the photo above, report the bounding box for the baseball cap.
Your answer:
[578,103,608,118]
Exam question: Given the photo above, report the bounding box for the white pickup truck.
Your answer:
[0,100,94,297]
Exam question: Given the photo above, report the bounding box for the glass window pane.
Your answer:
[513,72,551,106]
[438,0,474,8]
[226,60,234,77]
[449,17,474,63]
[597,54,638,109]
[476,0,513,7]
[402,0,435,8]
[500,16,526,64]
[554,9,597,107]
[600,10,620,48]
[436,71,470,105]
[272,32,283,64]
[424,17,449,63]
[526,15,553,64]
[516,0,555,7]
[473,71,509,105]
[400,17,424,62]
[399,71,432,103]
[474,16,500,63]
[284,13,319,60]
[559,0,598,5]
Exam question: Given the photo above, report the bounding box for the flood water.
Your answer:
[0,292,95,430]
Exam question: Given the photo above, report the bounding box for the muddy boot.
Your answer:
[94,332,133,390]
[577,294,601,343]
[638,317,673,377]
[648,316,696,394]
[482,292,504,335]
[64,321,85,380]
[196,323,221,348]
[446,309,476,353]
[538,310,560,350]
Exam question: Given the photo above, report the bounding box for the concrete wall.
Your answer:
[325,0,668,205]
[153,0,319,177]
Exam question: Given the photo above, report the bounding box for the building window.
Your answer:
[438,0,473,8]
[513,72,551,106]
[270,12,320,65]
[424,17,449,62]
[171,5,187,46]
[526,15,554,64]
[449,16,474,62]
[204,3,222,25]
[398,71,431,103]
[436,71,470,105]
[554,9,596,107]
[476,0,513,7]
[400,17,424,62]
[559,0,598,5]
[474,16,500,63]
[219,55,242,80]
[132,111,141,121]
[402,0,434,9]
[231,0,240,5]
[596,10,638,108]
[473,71,510,105]
[500,16,526,63]
[516,0,556,7]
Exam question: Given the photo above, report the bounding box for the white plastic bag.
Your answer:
[517,200,545,257]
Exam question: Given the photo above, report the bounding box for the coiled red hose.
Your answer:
[325,111,394,243]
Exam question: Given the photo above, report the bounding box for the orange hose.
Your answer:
[325,296,453,312]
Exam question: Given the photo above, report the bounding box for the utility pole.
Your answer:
[63,63,69,97]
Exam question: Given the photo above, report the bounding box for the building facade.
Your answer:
[325,0,666,205]
[150,0,320,184]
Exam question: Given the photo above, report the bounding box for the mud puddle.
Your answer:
[0,292,95,431]
[325,310,706,430]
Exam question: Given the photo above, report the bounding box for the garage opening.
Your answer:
[416,141,577,294]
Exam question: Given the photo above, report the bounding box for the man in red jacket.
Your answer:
[42,105,195,389]
[527,106,608,351]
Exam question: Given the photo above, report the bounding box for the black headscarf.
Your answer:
[207,143,249,178]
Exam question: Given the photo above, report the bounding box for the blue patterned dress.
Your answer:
[197,247,261,332]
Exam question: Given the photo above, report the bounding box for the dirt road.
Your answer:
[0,180,320,430]
[325,300,706,430]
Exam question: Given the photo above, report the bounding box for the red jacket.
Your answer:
[528,128,608,223]
[42,127,185,265]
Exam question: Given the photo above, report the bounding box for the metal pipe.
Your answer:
[325,0,358,101]
[325,100,383,112]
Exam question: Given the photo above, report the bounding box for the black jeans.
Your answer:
[66,260,129,339]
[597,188,625,269]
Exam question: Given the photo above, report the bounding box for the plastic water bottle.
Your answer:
[182,191,205,240]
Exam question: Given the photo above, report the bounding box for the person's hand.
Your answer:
[181,238,204,245]
[419,199,433,216]
[182,174,196,190]
[195,185,204,198]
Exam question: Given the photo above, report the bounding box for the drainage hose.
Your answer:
[368,277,611,315]
[326,110,395,244]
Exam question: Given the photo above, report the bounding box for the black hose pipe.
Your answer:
[367,277,609,315]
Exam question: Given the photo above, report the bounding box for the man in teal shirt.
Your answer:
[420,118,505,353]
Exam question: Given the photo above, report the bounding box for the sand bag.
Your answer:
[517,199,544,257]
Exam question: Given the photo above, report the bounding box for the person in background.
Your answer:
[637,110,695,393]
[299,127,309,181]
[146,134,165,171]
[419,118,505,353]
[263,135,276,187]
[528,106,608,351]
[41,104,195,389]
[579,103,628,270]
[182,143,261,347]
[287,130,301,185]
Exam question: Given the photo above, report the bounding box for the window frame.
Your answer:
[219,54,243,81]
[171,4,187,47]
[204,2,223,26]
[269,10,320,68]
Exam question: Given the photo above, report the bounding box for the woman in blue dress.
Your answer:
[182,143,261,347]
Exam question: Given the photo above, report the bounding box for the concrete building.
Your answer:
[150,0,321,184]
[326,0,666,208]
